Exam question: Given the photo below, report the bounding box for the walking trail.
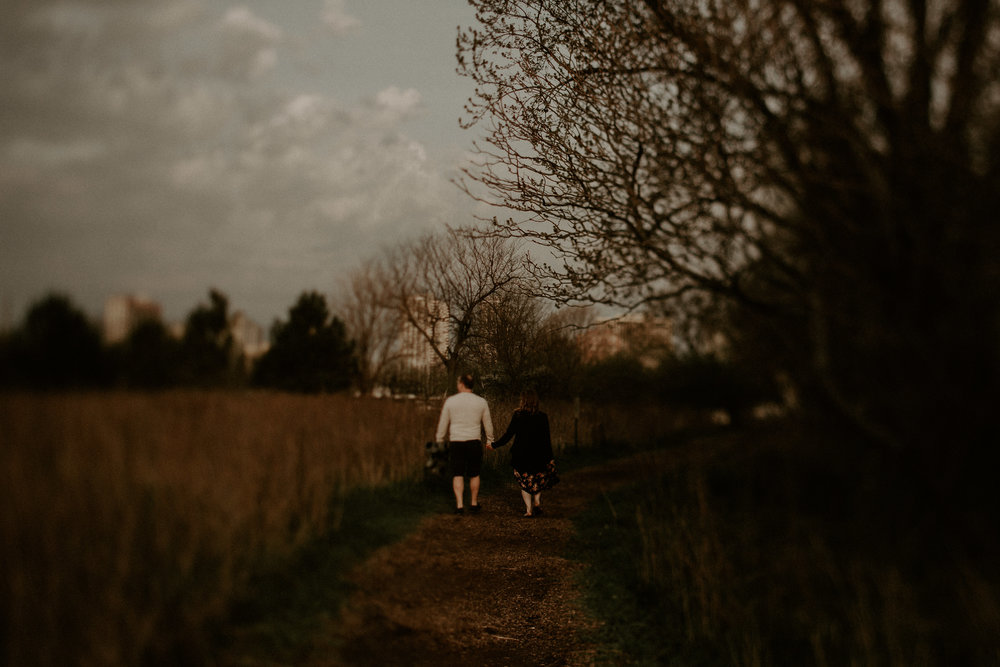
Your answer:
[294,450,684,666]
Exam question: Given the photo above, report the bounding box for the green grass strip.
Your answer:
[568,482,689,666]
[212,438,674,665]
[213,478,448,664]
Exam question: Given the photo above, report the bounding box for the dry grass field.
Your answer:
[0,390,674,667]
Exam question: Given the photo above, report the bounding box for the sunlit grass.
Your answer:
[0,390,683,666]
[1,391,437,665]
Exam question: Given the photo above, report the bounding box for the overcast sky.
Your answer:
[1,0,487,327]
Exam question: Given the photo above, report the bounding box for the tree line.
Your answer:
[0,287,356,393]
[0,226,776,415]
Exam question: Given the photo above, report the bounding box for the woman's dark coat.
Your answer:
[492,409,553,474]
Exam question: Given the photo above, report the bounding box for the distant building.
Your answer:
[578,313,674,368]
[398,295,449,369]
[103,294,162,344]
[230,311,269,362]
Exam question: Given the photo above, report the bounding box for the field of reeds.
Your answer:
[0,390,680,667]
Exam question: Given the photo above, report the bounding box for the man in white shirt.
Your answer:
[435,373,494,514]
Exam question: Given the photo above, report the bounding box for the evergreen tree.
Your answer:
[178,289,234,387]
[253,291,356,393]
[116,319,180,389]
[0,293,107,389]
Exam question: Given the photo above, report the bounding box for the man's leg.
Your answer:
[469,475,480,507]
[453,476,465,509]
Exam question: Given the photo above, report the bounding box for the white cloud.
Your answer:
[144,2,204,32]
[216,6,283,80]
[374,86,423,119]
[321,0,361,35]
[168,84,236,136]
[27,3,105,35]
[22,1,205,48]
[271,94,336,133]
[221,6,283,42]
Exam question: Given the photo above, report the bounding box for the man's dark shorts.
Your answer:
[449,440,483,478]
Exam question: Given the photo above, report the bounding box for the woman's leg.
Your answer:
[520,489,534,515]
[532,492,542,511]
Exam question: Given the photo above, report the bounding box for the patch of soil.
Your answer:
[301,454,665,666]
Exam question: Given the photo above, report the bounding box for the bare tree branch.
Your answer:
[457,0,1000,462]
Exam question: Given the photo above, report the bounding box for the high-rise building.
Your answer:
[398,295,449,369]
[578,313,674,367]
[230,311,269,362]
[102,294,162,344]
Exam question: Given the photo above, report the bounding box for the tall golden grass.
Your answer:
[1,391,435,666]
[0,390,676,667]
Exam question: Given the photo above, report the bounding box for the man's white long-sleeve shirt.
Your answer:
[436,391,494,443]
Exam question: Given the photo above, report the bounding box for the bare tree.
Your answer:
[466,287,549,390]
[458,0,1000,476]
[532,305,593,394]
[336,257,406,395]
[379,227,526,387]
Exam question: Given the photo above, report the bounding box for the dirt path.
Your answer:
[298,452,669,666]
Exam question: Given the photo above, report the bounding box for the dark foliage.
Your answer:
[252,291,356,393]
[576,354,648,403]
[111,319,182,389]
[0,293,108,389]
[459,0,1000,514]
[176,289,237,387]
[658,355,781,425]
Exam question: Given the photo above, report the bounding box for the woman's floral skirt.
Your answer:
[513,460,560,493]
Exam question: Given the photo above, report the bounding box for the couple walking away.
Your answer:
[435,374,558,517]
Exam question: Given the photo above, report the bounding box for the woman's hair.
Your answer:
[459,373,476,391]
[518,388,539,413]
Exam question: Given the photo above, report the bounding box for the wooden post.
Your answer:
[573,396,580,450]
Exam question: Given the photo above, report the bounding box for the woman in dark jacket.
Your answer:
[487,389,559,517]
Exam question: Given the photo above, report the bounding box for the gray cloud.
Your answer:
[0,1,473,324]
[321,0,361,35]
[216,6,283,80]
